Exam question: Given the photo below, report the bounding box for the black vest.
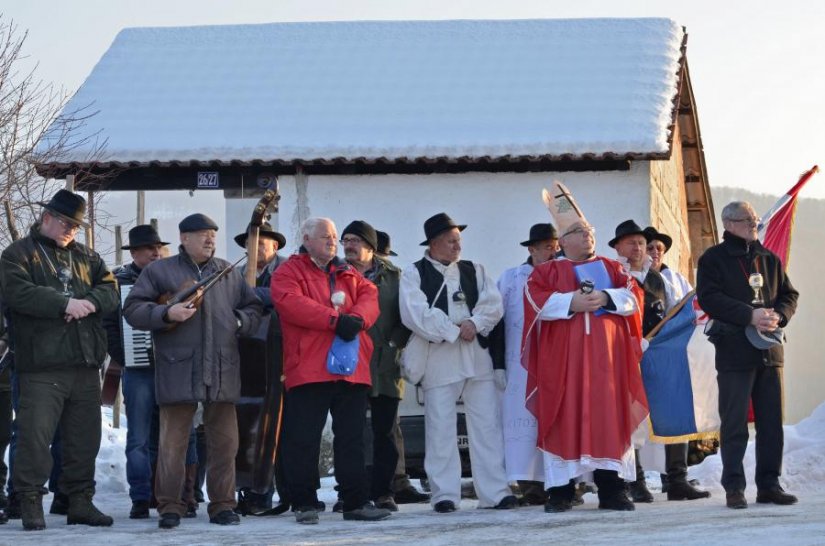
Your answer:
[414,258,489,348]
[636,269,668,336]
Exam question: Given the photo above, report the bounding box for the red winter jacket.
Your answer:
[272,253,379,390]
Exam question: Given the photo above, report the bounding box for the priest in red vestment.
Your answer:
[522,184,648,513]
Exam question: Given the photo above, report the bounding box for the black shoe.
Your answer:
[667,480,711,501]
[726,491,748,509]
[343,501,392,521]
[394,485,430,504]
[130,500,151,519]
[544,497,573,513]
[374,495,399,512]
[0,510,7,525]
[332,499,344,513]
[492,495,519,510]
[49,492,69,515]
[433,500,456,513]
[5,493,20,519]
[294,507,319,525]
[210,509,240,525]
[756,486,798,505]
[159,512,181,528]
[599,491,636,511]
[184,504,198,518]
[628,480,654,503]
[20,493,46,531]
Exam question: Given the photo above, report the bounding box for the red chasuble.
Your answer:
[522,257,648,464]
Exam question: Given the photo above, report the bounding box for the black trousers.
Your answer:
[0,368,11,492]
[13,368,101,496]
[369,395,400,500]
[281,381,369,511]
[717,366,783,492]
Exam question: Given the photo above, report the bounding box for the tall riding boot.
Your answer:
[665,443,710,500]
[182,464,199,517]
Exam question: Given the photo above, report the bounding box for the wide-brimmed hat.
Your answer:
[122,225,169,250]
[608,219,648,248]
[745,325,784,350]
[643,226,673,253]
[376,230,397,257]
[234,222,287,249]
[420,212,466,246]
[39,189,89,228]
[341,220,378,251]
[520,223,558,247]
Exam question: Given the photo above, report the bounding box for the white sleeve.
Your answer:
[602,287,639,316]
[468,263,504,335]
[399,265,460,343]
[538,292,575,320]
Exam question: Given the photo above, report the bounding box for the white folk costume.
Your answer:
[497,262,544,483]
[400,251,511,508]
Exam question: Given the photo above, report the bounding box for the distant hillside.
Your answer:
[710,186,824,423]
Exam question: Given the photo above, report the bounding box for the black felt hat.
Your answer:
[420,213,466,246]
[608,219,647,248]
[376,230,397,256]
[643,226,673,253]
[122,225,169,250]
[178,213,218,233]
[341,220,378,251]
[520,223,559,247]
[234,222,287,249]
[40,189,89,228]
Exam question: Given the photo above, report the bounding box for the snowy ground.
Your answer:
[2,404,824,545]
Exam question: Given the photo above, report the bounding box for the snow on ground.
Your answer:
[2,404,824,545]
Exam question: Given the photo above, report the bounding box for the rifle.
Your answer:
[162,255,246,309]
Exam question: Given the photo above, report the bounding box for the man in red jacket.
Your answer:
[272,217,390,525]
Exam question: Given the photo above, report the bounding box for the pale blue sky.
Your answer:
[5,0,825,198]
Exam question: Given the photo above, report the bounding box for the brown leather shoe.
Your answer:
[726,491,747,509]
[756,487,798,505]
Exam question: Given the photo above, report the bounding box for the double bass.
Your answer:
[234,183,287,514]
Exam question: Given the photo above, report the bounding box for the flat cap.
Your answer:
[179,213,219,233]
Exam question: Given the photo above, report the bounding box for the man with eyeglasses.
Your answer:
[339,221,411,512]
[0,190,118,530]
[272,217,390,524]
[523,203,647,513]
[399,213,516,514]
[697,201,799,510]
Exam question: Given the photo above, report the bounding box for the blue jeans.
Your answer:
[7,371,62,496]
[123,368,198,501]
[123,368,158,502]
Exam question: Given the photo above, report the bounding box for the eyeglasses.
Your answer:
[53,215,81,233]
[563,226,595,237]
[729,216,760,227]
[340,236,364,245]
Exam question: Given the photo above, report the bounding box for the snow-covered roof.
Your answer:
[40,18,686,167]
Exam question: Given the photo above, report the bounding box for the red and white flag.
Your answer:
[758,165,818,268]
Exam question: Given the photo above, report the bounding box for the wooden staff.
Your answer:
[645,289,697,340]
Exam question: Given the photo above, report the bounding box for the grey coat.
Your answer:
[123,249,262,405]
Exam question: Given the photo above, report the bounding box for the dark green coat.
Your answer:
[0,225,118,372]
[367,257,411,399]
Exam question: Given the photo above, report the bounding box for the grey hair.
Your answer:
[721,201,752,222]
[301,217,335,238]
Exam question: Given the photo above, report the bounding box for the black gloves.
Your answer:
[335,314,364,341]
